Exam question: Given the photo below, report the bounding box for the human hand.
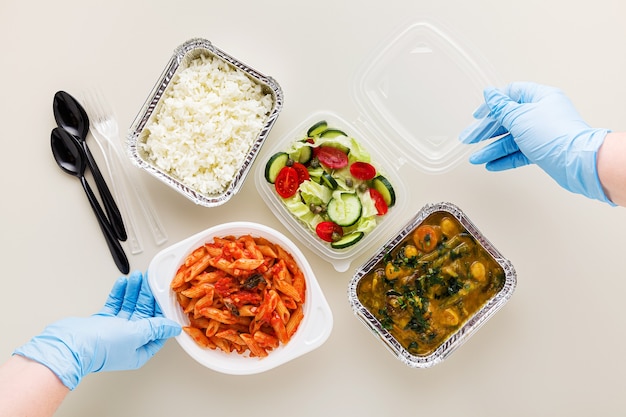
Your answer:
[459,82,613,204]
[14,271,181,390]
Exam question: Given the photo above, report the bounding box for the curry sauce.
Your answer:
[356,211,505,356]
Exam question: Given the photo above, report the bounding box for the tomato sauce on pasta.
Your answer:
[171,234,306,357]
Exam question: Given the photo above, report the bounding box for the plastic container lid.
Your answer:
[351,19,499,174]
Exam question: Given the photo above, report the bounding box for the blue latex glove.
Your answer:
[14,271,181,390]
[459,82,613,204]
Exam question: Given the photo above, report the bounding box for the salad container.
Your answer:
[128,38,283,207]
[256,20,499,271]
[148,222,333,375]
[348,202,517,368]
[256,111,408,273]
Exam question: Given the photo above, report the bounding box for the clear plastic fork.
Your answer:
[83,90,168,252]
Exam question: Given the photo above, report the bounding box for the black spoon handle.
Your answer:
[80,175,130,274]
[81,141,127,242]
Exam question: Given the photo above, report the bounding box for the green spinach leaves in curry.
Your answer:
[356,212,505,356]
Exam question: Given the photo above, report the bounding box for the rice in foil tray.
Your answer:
[141,54,274,196]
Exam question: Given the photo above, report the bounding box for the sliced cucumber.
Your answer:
[327,193,362,227]
[331,231,364,249]
[319,172,338,190]
[307,166,324,180]
[320,128,348,138]
[265,152,289,183]
[371,175,396,207]
[307,120,328,137]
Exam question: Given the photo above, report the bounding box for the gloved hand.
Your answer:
[13,271,181,390]
[459,81,614,205]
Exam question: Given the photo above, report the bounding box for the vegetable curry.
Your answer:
[356,211,505,356]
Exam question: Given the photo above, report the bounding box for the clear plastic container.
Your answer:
[256,20,498,271]
[348,202,517,368]
[256,111,408,273]
[128,38,283,207]
[352,20,500,173]
[148,222,333,375]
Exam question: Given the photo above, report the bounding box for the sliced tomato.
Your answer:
[315,221,344,242]
[369,188,389,215]
[275,166,299,198]
[350,161,376,180]
[291,162,310,184]
[316,146,349,169]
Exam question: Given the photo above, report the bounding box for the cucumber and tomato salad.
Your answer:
[265,121,396,249]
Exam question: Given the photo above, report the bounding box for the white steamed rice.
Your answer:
[141,54,274,196]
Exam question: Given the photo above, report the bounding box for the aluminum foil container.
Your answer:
[127,38,283,207]
[348,202,517,368]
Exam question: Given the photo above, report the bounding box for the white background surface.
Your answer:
[2,1,626,416]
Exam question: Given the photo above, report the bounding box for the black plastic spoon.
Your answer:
[53,90,127,242]
[51,127,130,274]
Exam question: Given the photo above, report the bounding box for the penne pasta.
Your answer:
[189,316,211,330]
[292,270,306,304]
[286,305,304,339]
[256,244,277,259]
[210,335,232,353]
[185,246,208,267]
[275,297,291,324]
[197,306,238,324]
[181,283,212,298]
[172,234,307,357]
[193,270,224,285]
[229,258,265,271]
[270,311,289,344]
[253,330,279,349]
[204,319,221,337]
[240,333,268,358]
[238,304,258,317]
[281,295,297,310]
[183,326,212,349]
[193,291,215,318]
[216,329,247,346]
[185,253,213,282]
[183,297,199,314]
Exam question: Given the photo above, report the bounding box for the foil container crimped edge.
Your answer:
[348,202,517,368]
[127,38,284,207]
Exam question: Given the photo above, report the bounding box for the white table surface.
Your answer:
[2,1,626,416]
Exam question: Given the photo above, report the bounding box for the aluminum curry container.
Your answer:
[127,38,283,207]
[348,202,516,368]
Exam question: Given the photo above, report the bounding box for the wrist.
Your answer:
[597,131,626,206]
[0,356,69,416]
[13,322,83,390]
[563,128,614,205]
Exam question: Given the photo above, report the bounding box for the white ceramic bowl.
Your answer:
[148,222,333,375]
